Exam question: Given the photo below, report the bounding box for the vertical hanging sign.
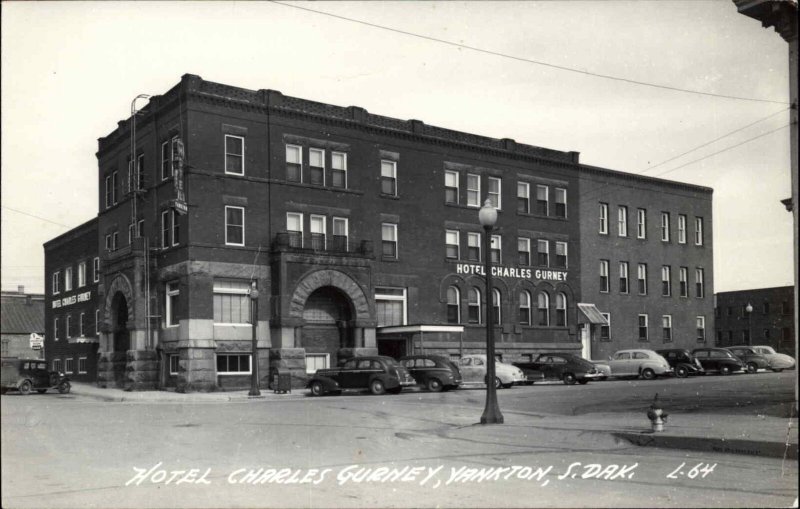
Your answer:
[172,138,188,215]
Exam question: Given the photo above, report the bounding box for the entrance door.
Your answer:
[110,293,130,386]
[580,324,592,359]
[377,337,407,359]
[302,287,353,367]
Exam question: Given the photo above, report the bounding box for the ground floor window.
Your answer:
[169,354,180,375]
[375,287,407,327]
[78,357,87,374]
[216,354,251,375]
[53,358,63,372]
[600,313,611,340]
[65,357,74,374]
[696,316,706,342]
[305,353,329,374]
[213,279,252,324]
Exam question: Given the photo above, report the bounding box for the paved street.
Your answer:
[2,372,797,508]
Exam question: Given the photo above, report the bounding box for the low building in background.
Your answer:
[1,286,45,359]
[714,286,794,355]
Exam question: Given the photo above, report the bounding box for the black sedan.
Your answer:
[399,355,462,392]
[726,347,771,374]
[691,348,746,375]
[513,353,602,385]
[307,356,415,396]
[655,348,705,378]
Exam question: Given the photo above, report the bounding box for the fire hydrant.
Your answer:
[647,393,668,432]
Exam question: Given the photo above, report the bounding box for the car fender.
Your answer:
[639,361,666,374]
[307,375,340,391]
[15,378,33,389]
[370,373,401,389]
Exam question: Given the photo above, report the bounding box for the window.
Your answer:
[113,232,119,251]
[518,238,531,265]
[309,215,326,250]
[66,315,72,339]
[445,171,459,204]
[661,212,670,242]
[225,135,244,175]
[537,292,550,326]
[95,309,100,335]
[488,177,501,209]
[172,211,180,247]
[637,264,647,295]
[695,268,705,298]
[79,312,85,337]
[128,223,135,245]
[309,148,325,185]
[93,257,100,283]
[662,315,672,342]
[52,271,60,295]
[169,354,180,375]
[555,242,567,269]
[617,206,628,237]
[555,188,567,218]
[65,357,74,374]
[305,354,329,374]
[54,317,60,341]
[138,219,145,238]
[381,160,397,196]
[599,203,609,234]
[161,136,178,180]
[600,260,609,293]
[468,288,481,324]
[661,266,671,296]
[490,235,501,264]
[105,176,112,208]
[332,217,349,251]
[331,152,347,188]
[447,286,460,324]
[600,313,611,340]
[678,214,687,244]
[467,174,481,207]
[382,223,398,258]
[679,267,688,297]
[217,354,251,375]
[537,240,549,266]
[619,262,629,294]
[519,291,531,325]
[536,185,548,215]
[763,302,770,314]
[556,293,567,326]
[638,314,649,341]
[286,144,302,182]
[445,230,460,259]
[375,287,407,327]
[135,154,144,191]
[63,267,72,292]
[166,281,180,327]
[517,182,530,213]
[161,210,170,248]
[695,217,704,246]
[637,209,646,239]
[492,289,501,325]
[112,171,118,204]
[696,316,706,342]
[287,212,303,248]
[53,359,62,373]
[467,232,481,261]
[79,357,87,374]
[213,280,252,324]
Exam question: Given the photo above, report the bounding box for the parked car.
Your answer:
[691,347,746,375]
[751,345,796,372]
[399,355,462,392]
[307,356,415,396]
[458,354,526,388]
[0,358,71,395]
[655,348,705,378]
[725,347,771,374]
[605,349,672,380]
[590,361,611,381]
[513,353,603,385]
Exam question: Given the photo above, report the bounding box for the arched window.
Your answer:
[492,289,501,325]
[519,291,531,325]
[446,286,460,324]
[537,292,550,326]
[556,292,567,326]
[468,288,481,324]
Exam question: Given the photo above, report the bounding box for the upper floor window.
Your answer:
[165,281,180,327]
[679,267,688,297]
[696,316,706,342]
[445,230,460,259]
[637,263,647,295]
[695,217,704,246]
[519,291,532,326]
[382,223,398,258]
[661,212,670,242]
[695,268,705,298]
[537,292,550,326]
[161,210,179,248]
[556,293,567,326]
[381,160,397,196]
[638,314,649,341]
[619,262,629,294]
[134,154,144,191]
[53,317,60,341]
[599,203,609,234]
[112,171,119,205]
[555,188,567,218]
[492,289,501,325]
[78,262,87,288]
[225,206,245,246]
[225,135,244,175]
[467,174,480,207]
[489,235,501,264]
[93,257,100,283]
[64,267,73,292]
[678,214,687,244]
[555,242,567,269]
[637,208,646,239]
[617,206,628,237]
[537,240,549,267]
[661,266,671,296]
[518,238,531,265]
[104,176,112,208]
[467,232,481,261]
[161,136,178,180]
[536,185,549,215]
[517,182,530,213]
[488,177,501,209]
[331,152,347,188]
[52,271,60,295]
[599,260,609,293]
[468,287,481,324]
[332,217,349,251]
[309,148,325,185]
[446,287,460,324]
[286,145,302,182]
[310,215,326,250]
[286,212,303,248]
[66,315,72,339]
[445,171,459,204]
[662,315,673,342]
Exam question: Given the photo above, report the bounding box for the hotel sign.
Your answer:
[454,264,568,282]
[52,291,92,309]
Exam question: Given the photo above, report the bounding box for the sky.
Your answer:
[0,0,793,294]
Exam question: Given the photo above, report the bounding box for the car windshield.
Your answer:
[382,358,398,367]
[757,346,777,355]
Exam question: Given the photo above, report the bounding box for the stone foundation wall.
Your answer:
[176,348,217,392]
[269,348,308,389]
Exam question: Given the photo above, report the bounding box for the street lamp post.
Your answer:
[745,302,753,346]
[479,199,504,425]
[249,281,261,397]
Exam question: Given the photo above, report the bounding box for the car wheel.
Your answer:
[494,377,503,389]
[676,366,688,378]
[578,379,589,385]
[370,379,386,395]
[309,381,325,397]
[641,368,656,380]
[57,381,70,394]
[720,365,732,375]
[562,373,577,385]
[746,363,758,374]
[772,368,784,373]
[36,389,47,394]
[18,380,32,395]
[426,378,443,392]
[0,388,7,395]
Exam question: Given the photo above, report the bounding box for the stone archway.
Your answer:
[289,269,371,322]
[99,274,135,388]
[109,292,130,384]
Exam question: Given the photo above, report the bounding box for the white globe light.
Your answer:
[479,199,498,227]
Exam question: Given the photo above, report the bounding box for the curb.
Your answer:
[70,388,307,404]
[613,431,798,460]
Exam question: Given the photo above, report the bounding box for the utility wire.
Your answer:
[269,1,788,105]
[1,206,73,229]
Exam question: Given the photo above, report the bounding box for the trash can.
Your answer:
[273,370,292,394]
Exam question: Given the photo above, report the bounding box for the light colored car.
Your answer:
[590,361,611,380]
[751,346,796,372]
[605,349,672,380]
[458,354,526,389]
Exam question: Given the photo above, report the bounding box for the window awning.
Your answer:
[377,324,464,334]
[577,303,608,325]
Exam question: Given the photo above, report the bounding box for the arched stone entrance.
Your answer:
[110,292,130,385]
[302,286,354,368]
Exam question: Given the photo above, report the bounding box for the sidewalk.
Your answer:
[68,382,798,460]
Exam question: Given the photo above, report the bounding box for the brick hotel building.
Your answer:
[43,74,714,390]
